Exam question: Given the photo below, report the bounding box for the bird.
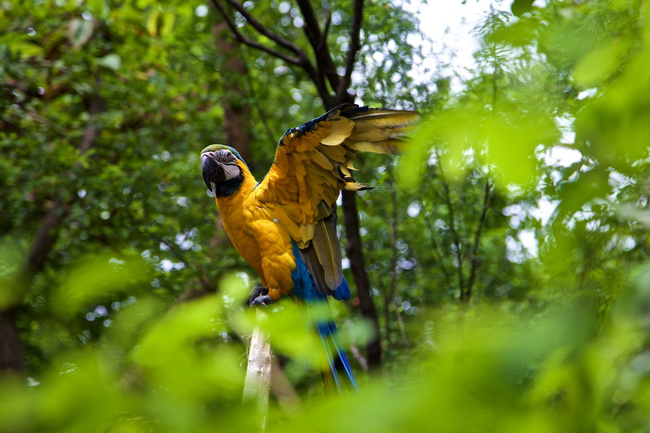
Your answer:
[201,103,419,392]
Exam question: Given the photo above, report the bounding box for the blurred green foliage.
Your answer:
[2,0,650,431]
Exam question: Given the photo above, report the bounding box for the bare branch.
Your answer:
[348,344,369,371]
[224,0,304,56]
[211,0,332,103]
[270,359,301,416]
[210,0,303,67]
[296,0,341,96]
[336,0,363,98]
[243,310,272,430]
[319,13,332,53]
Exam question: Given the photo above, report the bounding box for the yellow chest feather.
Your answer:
[215,184,296,299]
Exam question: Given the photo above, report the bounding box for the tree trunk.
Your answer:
[0,309,26,374]
[0,90,104,374]
[341,190,382,368]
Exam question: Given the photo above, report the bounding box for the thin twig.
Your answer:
[295,0,340,105]
[241,59,278,147]
[435,147,465,300]
[212,0,328,103]
[319,13,332,53]
[348,343,369,371]
[270,359,301,417]
[464,177,491,305]
[223,0,304,56]
[418,186,455,297]
[337,0,363,98]
[210,0,302,67]
[387,164,409,348]
[377,277,393,352]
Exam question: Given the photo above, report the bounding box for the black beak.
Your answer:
[202,156,223,192]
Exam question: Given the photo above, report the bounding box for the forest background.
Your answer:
[2,0,650,431]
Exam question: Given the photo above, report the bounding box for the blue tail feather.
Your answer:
[291,243,358,393]
[333,276,351,301]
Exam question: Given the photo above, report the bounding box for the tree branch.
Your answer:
[418,187,454,297]
[243,309,272,430]
[270,359,301,416]
[342,190,382,368]
[2,89,105,374]
[319,13,332,53]
[296,0,341,99]
[464,177,491,305]
[210,0,303,67]
[435,147,465,301]
[387,166,409,348]
[336,0,363,99]
[211,0,330,103]
[224,0,304,56]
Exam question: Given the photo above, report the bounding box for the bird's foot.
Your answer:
[248,284,273,308]
[250,294,273,308]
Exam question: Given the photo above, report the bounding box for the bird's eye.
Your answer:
[217,149,237,162]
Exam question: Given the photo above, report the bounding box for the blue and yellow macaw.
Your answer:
[201,103,418,392]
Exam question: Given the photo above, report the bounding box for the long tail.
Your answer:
[310,302,358,394]
[291,243,358,393]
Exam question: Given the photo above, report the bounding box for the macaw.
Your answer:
[201,103,418,392]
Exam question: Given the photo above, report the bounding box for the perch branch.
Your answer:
[243,309,273,430]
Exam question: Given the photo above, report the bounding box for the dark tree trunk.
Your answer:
[0,309,25,374]
[0,90,104,374]
[341,190,382,368]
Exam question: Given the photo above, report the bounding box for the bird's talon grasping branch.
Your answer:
[248,284,272,307]
[250,294,273,308]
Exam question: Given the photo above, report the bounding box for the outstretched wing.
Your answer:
[254,103,419,295]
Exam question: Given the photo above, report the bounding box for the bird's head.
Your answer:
[200,144,247,194]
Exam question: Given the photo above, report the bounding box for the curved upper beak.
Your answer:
[202,155,222,192]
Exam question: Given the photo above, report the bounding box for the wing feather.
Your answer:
[320,117,355,145]
[255,103,419,295]
[312,217,343,290]
[345,138,406,154]
[311,150,335,171]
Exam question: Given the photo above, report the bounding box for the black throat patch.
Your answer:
[214,173,244,198]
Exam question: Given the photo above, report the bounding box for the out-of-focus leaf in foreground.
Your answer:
[52,253,148,316]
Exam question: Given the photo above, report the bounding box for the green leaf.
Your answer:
[146,11,175,38]
[97,53,122,70]
[511,0,534,17]
[573,39,630,86]
[4,37,43,58]
[67,18,94,48]
[52,253,148,316]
